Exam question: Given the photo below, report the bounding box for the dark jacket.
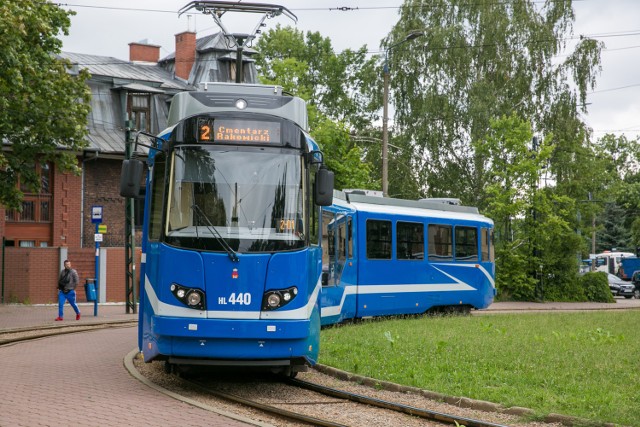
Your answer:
[58,268,79,293]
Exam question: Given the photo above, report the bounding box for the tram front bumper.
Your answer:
[151,315,312,340]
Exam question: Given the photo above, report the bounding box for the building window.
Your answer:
[6,163,52,223]
[128,93,151,132]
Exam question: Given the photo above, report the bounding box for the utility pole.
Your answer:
[124,120,137,314]
[382,30,424,197]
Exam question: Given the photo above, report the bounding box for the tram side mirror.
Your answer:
[314,166,334,206]
[308,150,324,165]
[120,159,144,198]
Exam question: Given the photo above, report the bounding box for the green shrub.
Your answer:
[580,272,614,302]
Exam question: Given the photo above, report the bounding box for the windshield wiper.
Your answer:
[191,204,239,262]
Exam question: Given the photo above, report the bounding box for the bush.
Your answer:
[580,272,614,303]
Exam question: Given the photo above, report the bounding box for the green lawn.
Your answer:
[319,311,640,426]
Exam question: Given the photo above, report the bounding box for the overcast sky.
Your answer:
[60,0,640,140]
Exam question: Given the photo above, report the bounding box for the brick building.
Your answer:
[0,32,258,304]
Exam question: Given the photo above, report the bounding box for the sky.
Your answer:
[60,0,640,140]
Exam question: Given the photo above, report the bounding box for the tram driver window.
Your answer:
[149,153,166,241]
[397,221,424,260]
[428,224,452,261]
[366,220,391,259]
[455,226,478,262]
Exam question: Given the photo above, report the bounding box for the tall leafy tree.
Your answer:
[255,26,379,190]
[0,0,91,209]
[387,0,602,204]
[256,25,381,131]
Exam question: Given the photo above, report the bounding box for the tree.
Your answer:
[255,26,379,190]
[478,114,586,301]
[0,0,91,209]
[256,25,381,132]
[387,0,602,204]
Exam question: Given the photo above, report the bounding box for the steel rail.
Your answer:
[184,378,347,427]
[287,377,511,427]
[0,321,137,346]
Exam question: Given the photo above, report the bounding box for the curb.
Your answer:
[123,349,274,427]
[313,364,615,427]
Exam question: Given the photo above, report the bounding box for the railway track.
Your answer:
[175,371,512,427]
[0,320,137,346]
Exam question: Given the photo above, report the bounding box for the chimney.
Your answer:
[175,31,196,80]
[129,40,160,63]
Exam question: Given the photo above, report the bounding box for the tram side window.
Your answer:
[338,216,346,261]
[347,217,353,259]
[366,220,391,259]
[397,221,424,260]
[481,228,493,262]
[149,153,166,241]
[428,224,452,261]
[321,211,334,285]
[455,226,478,262]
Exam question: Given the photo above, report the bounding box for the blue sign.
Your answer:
[91,205,103,223]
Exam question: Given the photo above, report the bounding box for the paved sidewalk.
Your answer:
[0,302,137,331]
[2,298,639,332]
[0,326,259,427]
[482,297,640,313]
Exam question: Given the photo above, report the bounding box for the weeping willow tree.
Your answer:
[387,0,602,204]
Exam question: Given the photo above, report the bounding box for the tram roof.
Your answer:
[167,83,308,130]
[332,190,493,224]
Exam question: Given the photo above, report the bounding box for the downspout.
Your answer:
[2,236,5,303]
[81,150,100,248]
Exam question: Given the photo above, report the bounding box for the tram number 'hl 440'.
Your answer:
[218,292,252,305]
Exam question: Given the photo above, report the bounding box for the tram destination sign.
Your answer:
[197,118,281,144]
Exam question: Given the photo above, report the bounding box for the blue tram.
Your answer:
[319,190,495,326]
[120,82,334,375]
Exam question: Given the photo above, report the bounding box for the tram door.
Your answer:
[321,211,356,320]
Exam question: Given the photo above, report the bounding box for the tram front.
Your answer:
[134,110,333,373]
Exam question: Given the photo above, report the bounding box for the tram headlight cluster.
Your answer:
[170,283,206,310]
[262,286,298,311]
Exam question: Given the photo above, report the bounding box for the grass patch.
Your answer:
[320,311,640,426]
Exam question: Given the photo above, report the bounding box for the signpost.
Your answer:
[91,206,102,316]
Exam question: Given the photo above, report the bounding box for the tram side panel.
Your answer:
[353,212,495,318]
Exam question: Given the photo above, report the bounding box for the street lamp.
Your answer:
[382,30,424,197]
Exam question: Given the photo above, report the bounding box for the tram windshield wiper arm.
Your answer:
[191,204,239,262]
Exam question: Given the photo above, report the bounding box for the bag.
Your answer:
[59,270,70,291]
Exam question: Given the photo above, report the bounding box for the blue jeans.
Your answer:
[58,290,80,318]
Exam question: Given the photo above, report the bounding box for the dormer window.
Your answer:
[128,93,151,132]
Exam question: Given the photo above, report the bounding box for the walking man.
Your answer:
[55,259,81,321]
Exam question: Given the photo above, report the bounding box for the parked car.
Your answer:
[617,281,637,299]
[607,273,627,296]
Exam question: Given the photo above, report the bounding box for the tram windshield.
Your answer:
[165,145,306,252]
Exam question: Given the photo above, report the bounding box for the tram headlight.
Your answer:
[262,286,298,311]
[267,293,281,308]
[170,283,206,311]
[187,291,202,307]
